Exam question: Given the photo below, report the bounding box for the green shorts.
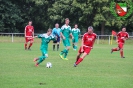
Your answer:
[72,37,79,43]
[62,38,70,47]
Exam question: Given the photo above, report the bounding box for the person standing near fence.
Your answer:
[24,21,34,50]
[72,24,80,51]
[52,23,61,51]
[111,27,129,58]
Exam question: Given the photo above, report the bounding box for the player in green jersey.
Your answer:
[33,28,56,67]
[72,24,80,51]
[59,18,74,60]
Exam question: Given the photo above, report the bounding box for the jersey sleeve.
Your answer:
[78,29,81,35]
[69,26,72,33]
[50,34,56,41]
[126,32,129,38]
[38,34,44,38]
[60,25,64,33]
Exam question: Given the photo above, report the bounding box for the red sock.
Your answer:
[112,48,118,51]
[28,43,33,49]
[76,56,80,62]
[76,58,83,65]
[25,44,27,49]
[120,51,123,57]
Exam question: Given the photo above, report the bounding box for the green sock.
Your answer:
[38,56,46,64]
[75,45,77,50]
[64,50,68,58]
[60,49,67,55]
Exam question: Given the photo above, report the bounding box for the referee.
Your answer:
[52,23,61,51]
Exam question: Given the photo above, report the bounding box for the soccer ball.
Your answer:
[46,62,52,68]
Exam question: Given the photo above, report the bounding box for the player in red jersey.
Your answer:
[74,26,97,67]
[24,21,34,50]
[111,27,129,58]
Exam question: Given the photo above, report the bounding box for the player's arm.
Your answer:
[24,26,27,37]
[32,27,34,38]
[69,27,74,39]
[70,33,74,39]
[81,37,84,52]
[60,28,65,39]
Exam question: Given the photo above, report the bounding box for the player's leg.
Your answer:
[119,43,124,58]
[57,37,60,51]
[72,38,75,49]
[28,38,33,50]
[35,50,48,66]
[59,39,67,58]
[111,44,120,53]
[63,39,71,60]
[74,47,91,67]
[53,40,57,51]
[25,37,28,50]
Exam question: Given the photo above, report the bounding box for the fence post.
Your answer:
[109,35,110,45]
[12,33,13,42]
[97,36,99,44]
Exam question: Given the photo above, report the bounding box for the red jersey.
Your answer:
[25,25,34,37]
[117,31,129,43]
[82,33,97,47]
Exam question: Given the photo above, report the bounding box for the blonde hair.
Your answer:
[65,18,69,21]
[47,28,52,32]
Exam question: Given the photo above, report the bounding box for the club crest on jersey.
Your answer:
[110,0,133,20]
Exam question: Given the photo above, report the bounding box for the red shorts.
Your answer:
[78,46,92,55]
[25,37,33,42]
[118,43,124,49]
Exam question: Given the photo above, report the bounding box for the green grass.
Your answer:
[0,37,133,88]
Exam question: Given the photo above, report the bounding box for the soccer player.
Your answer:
[72,24,80,51]
[59,18,74,60]
[33,28,56,67]
[24,21,34,50]
[74,26,97,67]
[52,23,61,51]
[111,27,129,58]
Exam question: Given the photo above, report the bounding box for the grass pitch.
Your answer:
[0,37,133,88]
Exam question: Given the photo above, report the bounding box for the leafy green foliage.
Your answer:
[0,0,133,33]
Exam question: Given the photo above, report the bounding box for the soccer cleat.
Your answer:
[121,56,125,58]
[59,54,63,59]
[35,63,39,67]
[28,48,31,50]
[63,58,68,60]
[111,49,113,54]
[74,63,77,67]
[33,58,38,62]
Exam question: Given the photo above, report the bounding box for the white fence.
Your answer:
[0,33,133,44]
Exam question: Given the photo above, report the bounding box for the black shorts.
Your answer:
[53,37,60,43]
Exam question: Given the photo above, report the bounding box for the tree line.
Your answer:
[0,0,133,34]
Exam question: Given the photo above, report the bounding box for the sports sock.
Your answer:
[57,44,59,51]
[53,45,55,51]
[25,44,27,49]
[112,48,118,51]
[76,55,80,62]
[28,43,33,49]
[38,56,46,64]
[76,58,83,65]
[73,44,74,49]
[60,49,67,55]
[64,49,69,58]
[120,51,123,57]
